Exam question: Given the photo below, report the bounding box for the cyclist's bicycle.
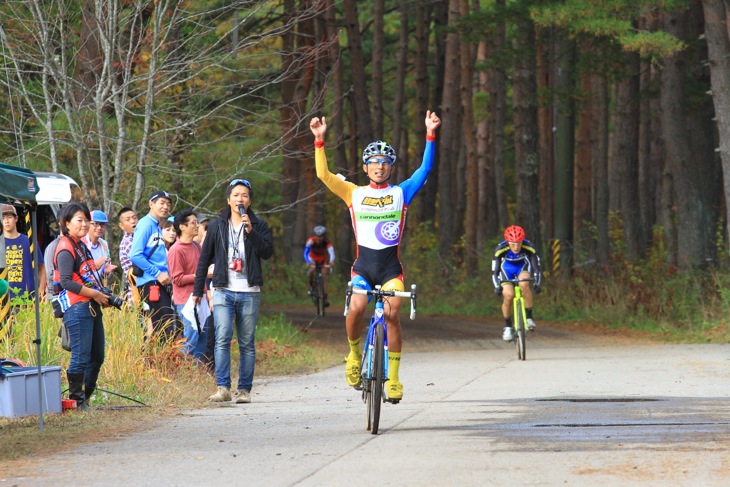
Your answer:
[308,263,330,316]
[504,277,534,361]
[344,282,417,435]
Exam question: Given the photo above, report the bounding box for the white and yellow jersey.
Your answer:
[314,139,435,285]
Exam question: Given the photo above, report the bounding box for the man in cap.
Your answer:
[1,204,40,309]
[82,210,117,284]
[130,191,176,339]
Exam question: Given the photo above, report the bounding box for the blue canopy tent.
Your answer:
[0,162,47,431]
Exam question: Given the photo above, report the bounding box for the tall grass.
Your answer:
[1,300,329,409]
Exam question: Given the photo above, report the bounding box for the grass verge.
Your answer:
[0,303,340,465]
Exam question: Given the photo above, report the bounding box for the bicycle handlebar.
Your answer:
[344,282,418,320]
[503,277,535,285]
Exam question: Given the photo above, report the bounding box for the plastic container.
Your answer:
[61,399,77,412]
[0,366,63,417]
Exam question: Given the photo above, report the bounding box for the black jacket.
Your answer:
[193,207,273,297]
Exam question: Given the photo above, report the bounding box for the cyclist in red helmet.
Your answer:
[492,225,542,341]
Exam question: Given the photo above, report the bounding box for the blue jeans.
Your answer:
[212,289,260,391]
[176,304,208,359]
[64,301,105,391]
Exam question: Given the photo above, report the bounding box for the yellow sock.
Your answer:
[347,338,361,359]
[388,352,401,382]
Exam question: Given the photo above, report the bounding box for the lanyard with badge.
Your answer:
[229,221,245,274]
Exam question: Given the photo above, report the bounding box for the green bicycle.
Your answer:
[505,277,534,360]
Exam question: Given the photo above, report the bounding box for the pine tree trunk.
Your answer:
[459,0,479,270]
[662,4,717,268]
[372,0,385,141]
[438,0,462,254]
[324,0,354,273]
[280,0,315,263]
[490,0,508,230]
[513,17,542,249]
[591,74,610,264]
[613,54,642,260]
[701,0,730,247]
[392,0,409,185]
[414,4,433,228]
[343,0,373,145]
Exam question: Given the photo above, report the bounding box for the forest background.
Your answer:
[2,0,730,339]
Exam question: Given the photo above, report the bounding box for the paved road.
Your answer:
[5,325,730,487]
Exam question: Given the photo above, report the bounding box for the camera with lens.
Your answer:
[100,287,125,310]
[229,258,243,272]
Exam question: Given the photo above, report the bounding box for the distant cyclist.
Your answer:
[492,225,542,341]
[310,110,441,402]
[303,225,336,306]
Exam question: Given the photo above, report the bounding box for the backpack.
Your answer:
[44,236,63,318]
[44,236,61,295]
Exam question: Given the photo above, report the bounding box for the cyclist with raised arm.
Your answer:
[303,225,335,306]
[492,225,542,341]
[310,110,441,402]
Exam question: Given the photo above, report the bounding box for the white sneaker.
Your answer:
[527,318,537,331]
[232,390,251,404]
[208,386,232,402]
[502,327,514,341]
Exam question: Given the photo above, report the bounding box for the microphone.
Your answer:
[238,204,248,234]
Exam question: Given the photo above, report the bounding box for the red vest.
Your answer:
[53,236,99,309]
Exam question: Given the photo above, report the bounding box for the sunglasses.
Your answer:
[365,157,395,166]
[229,179,252,189]
[507,241,522,246]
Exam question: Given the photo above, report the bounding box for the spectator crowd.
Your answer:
[2,180,273,406]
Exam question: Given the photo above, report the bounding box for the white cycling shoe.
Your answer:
[502,327,514,341]
[527,318,537,331]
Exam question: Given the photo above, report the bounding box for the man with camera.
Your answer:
[193,179,273,404]
[130,190,176,340]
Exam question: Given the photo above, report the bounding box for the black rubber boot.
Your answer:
[84,386,96,406]
[85,363,102,408]
[66,371,89,410]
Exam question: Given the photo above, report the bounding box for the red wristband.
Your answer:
[314,140,325,148]
[426,135,436,142]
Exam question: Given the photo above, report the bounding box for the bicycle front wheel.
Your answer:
[316,273,326,316]
[369,322,385,434]
[515,300,526,361]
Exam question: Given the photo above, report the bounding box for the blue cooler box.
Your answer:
[0,366,63,417]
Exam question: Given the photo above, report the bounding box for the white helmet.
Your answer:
[313,225,326,236]
[362,140,396,165]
